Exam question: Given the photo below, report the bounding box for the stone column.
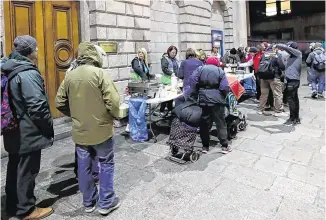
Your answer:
[179,0,212,59]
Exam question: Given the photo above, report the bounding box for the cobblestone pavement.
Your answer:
[1,72,325,220]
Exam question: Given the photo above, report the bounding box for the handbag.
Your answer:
[160,75,171,85]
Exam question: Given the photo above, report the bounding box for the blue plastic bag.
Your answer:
[128,97,148,142]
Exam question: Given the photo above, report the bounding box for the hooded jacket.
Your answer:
[306,47,325,75]
[1,52,54,155]
[276,44,302,81]
[55,42,120,145]
[131,57,150,80]
[185,65,229,106]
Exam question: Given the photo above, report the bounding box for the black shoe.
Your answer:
[311,91,318,99]
[283,118,294,126]
[293,118,301,125]
[98,197,121,215]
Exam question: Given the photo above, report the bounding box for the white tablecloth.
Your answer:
[146,93,183,104]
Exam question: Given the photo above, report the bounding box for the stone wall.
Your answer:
[149,1,180,74]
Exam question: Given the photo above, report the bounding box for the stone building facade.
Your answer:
[0,0,247,100]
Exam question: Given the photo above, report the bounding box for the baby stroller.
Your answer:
[225,93,247,140]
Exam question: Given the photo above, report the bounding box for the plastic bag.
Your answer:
[160,75,171,85]
[128,97,148,142]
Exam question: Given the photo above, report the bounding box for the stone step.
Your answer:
[1,117,72,158]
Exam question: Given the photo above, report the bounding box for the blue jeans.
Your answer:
[311,71,325,94]
[76,138,115,209]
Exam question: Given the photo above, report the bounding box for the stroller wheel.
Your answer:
[171,146,179,156]
[238,122,245,131]
[228,121,238,139]
[189,152,200,162]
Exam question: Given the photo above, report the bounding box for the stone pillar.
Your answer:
[89,0,150,99]
[179,0,212,59]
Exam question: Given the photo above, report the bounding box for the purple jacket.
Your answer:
[178,58,203,90]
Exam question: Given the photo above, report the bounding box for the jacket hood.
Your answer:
[76,42,103,68]
[1,51,34,75]
[313,47,325,54]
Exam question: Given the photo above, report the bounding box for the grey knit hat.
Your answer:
[14,35,37,56]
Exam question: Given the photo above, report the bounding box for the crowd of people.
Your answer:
[1,34,325,219]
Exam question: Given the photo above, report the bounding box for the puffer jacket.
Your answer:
[186,65,229,106]
[55,42,120,146]
[306,47,325,76]
[1,52,54,155]
[277,44,302,81]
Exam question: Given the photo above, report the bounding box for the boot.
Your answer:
[23,207,54,220]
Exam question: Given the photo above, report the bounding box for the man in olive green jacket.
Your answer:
[55,42,121,215]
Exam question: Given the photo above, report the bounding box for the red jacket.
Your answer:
[253,51,263,73]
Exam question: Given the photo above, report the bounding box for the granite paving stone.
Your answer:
[218,149,260,167]
[238,139,284,159]
[221,164,276,190]
[287,163,325,187]
[254,156,291,176]
[274,198,325,220]
[270,176,319,204]
[309,152,326,171]
[278,146,314,165]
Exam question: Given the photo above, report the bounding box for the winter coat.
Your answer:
[178,57,203,90]
[277,44,302,81]
[161,53,179,76]
[238,51,263,73]
[260,52,285,79]
[55,42,120,146]
[1,52,54,155]
[186,65,229,106]
[306,47,325,76]
[223,54,240,65]
[131,57,150,80]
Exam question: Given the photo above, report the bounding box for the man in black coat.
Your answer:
[1,35,54,219]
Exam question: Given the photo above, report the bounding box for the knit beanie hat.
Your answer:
[230,48,237,55]
[14,35,37,56]
[206,57,219,66]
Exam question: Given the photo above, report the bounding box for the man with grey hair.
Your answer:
[1,35,54,219]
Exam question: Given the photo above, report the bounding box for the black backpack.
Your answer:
[257,55,275,80]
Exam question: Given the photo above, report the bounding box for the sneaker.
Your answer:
[98,197,121,216]
[273,112,288,117]
[221,146,233,154]
[85,206,96,213]
[311,91,318,99]
[23,207,54,220]
[202,147,209,154]
[257,110,264,115]
[283,118,294,126]
[318,94,324,99]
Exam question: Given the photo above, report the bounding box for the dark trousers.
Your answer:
[5,150,41,217]
[286,80,300,120]
[160,100,173,112]
[255,74,261,100]
[199,105,228,148]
